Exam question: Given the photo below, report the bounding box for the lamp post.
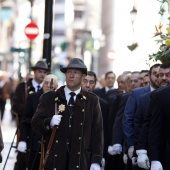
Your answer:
[127,6,138,51]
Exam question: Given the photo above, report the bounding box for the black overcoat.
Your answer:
[31,86,103,170]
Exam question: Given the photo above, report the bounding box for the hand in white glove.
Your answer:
[17,141,27,153]
[108,144,122,155]
[50,115,62,128]
[132,157,137,166]
[101,158,105,169]
[136,149,150,169]
[123,154,128,164]
[90,163,100,170]
[150,161,163,170]
[128,146,134,159]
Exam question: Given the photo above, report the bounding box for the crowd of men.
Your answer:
[0,58,170,170]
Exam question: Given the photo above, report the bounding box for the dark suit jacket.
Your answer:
[136,90,157,152]
[99,97,109,158]
[93,87,118,101]
[108,94,122,145]
[148,85,170,170]
[112,92,131,145]
[134,92,151,146]
[122,86,151,148]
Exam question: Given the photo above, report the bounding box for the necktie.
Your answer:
[68,92,76,106]
[37,85,41,91]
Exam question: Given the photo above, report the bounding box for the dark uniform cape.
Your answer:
[20,90,43,169]
[31,86,103,170]
[148,85,170,170]
[12,78,35,122]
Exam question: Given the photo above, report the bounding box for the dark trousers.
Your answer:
[0,99,6,120]
[14,152,26,170]
[105,153,125,170]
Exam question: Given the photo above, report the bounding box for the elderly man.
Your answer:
[32,58,103,170]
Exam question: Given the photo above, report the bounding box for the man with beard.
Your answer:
[122,63,160,170]
[135,63,170,169]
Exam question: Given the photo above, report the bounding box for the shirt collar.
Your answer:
[150,85,155,92]
[32,79,43,89]
[105,86,114,92]
[64,86,81,103]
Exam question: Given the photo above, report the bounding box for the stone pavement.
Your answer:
[0,99,17,170]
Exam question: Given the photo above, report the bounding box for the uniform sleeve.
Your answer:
[148,93,165,161]
[12,83,25,116]
[91,97,103,164]
[122,91,136,148]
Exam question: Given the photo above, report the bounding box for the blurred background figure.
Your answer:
[0,73,11,121]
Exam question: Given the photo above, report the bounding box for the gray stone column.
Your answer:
[98,0,115,76]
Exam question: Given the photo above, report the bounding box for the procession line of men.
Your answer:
[1,58,170,170]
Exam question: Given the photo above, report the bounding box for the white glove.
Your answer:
[150,161,163,170]
[128,146,134,159]
[136,149,150,169]
[17,141,27,153]
[123,154,128,164]
[101,158,105,169]
[50,115,62,128]
[90,163,100,170]
[132,157,137,166]
[108,144,122,155]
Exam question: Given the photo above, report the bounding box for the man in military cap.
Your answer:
[12,60,49,170]
[32,58,103,170]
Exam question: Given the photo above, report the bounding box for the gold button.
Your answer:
[54,168,56,170]
[46,125,50,130]
[82,109,84,112]
[56,140,58,143]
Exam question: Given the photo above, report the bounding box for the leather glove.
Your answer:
[128,146,134,159]
[132,157,137,166]
[50,115,62,128]
[108,144,122,155]
[123,154,128,164]
[17,141,27,153]
[136,149,150,169]
[150,161,163,170]
[90,163,100,170]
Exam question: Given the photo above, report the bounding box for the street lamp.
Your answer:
[127,6,138,51]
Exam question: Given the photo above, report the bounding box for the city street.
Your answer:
[0,99,17,170]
